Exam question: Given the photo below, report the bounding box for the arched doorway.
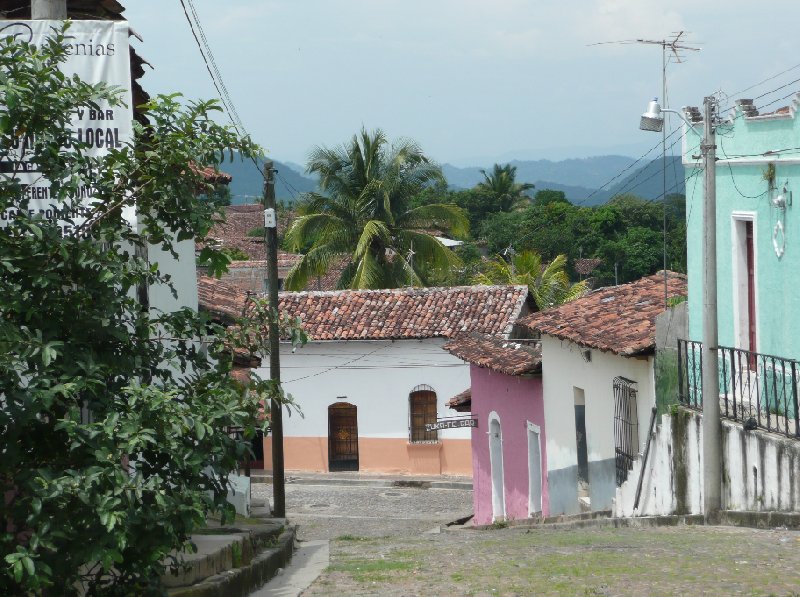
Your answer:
[328,402,359,472]
[488,412,506,520]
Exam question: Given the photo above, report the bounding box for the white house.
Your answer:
[518,272,687,515]
[198,277,532,476]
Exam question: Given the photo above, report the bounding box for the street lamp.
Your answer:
[639,95,722,521]
[640,98,702,134]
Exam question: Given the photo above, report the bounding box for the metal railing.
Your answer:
[677,339,800,438]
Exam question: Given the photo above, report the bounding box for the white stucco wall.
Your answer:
[541,335,657,513]
[260,338,472,441]
[148,238,199,312]
[542,336,656,467]
[614,410,800,517]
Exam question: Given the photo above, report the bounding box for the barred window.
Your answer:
[409,385,438,443]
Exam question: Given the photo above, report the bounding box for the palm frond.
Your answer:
[284,245,340,291]
[354,220,392,260]
[401,203,469,238]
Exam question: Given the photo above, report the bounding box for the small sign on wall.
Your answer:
[425,418,478,432]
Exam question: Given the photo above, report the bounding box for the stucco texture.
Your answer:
[540,336,656,515]
[684,103,800,360]
[469,364,547,525]
[261,339,473,475]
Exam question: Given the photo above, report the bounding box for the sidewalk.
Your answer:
[250,470,472,491]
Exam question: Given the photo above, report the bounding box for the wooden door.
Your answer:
[328,403,359,472]
[745,221,757,358]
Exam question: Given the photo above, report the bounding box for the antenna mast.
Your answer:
[590,32,700,305]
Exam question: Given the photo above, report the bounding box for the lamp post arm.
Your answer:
[661,108,702,136]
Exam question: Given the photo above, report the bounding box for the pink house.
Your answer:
[444,334,546,524]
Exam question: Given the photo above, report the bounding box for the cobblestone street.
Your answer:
[251,480,473,540]
[253,480,800,596]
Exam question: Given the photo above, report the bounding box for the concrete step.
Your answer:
[163,519,295,596]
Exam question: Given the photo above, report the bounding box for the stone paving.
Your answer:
[251,481,473,541]
[253,480,800,596]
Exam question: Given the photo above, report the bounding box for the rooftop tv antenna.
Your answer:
[590,32,700,306]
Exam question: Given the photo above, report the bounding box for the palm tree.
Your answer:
[284,128,469,290]
[474,251,588,310]
[477,163,534,211]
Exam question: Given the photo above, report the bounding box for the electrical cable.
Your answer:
[177,0,267,183]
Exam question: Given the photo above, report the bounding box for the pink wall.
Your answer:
[469,365,547,525]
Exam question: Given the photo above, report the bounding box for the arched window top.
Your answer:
[411,383,435,394]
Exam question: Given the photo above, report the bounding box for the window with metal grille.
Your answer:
[613,376,639,487]
[409,385,438,443]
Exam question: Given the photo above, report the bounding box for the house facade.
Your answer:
[444,334,546,524]
[519,273,687,515]
[683,96,800,360]
[679,96,800,433]
[198,278,532,475]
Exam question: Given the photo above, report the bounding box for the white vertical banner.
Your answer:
[0,20,134,232]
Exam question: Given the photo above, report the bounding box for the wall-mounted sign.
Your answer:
[425,418,478,432]
[0,20,134,234]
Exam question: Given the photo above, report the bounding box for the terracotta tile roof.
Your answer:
[574,258,603,276]
[518,271,687,357]
[447,389,471,412]
[197,277,531,340]
[227,256,302,270]
[190,163,233,184]
[444,333,542,376]
[198,276,252,325]
[199,205,298,261]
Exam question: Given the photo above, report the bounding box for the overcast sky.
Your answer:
[123,1,800,168]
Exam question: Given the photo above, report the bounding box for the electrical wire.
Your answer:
[177,0,267,183]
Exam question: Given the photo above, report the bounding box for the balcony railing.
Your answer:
[677,339,800,439]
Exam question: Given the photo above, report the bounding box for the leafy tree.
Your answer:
[532,189,569,208]
[0,28,305,594]
[200,183,232,207]
[284,128,468,289]
[477,163,534,211]
[474,251,588,310]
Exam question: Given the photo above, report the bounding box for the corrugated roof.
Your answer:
[518,271,687,356]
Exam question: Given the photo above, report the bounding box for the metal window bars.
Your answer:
[677,339,800,438]
[614,376,640,486]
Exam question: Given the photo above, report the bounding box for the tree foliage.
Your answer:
[476,163,534,211]
[0,27,305,594]
[284,128,468,290]
[474,251,588,310]
[480,192,686,285]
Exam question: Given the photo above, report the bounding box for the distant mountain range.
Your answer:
[221,153,685,206]
[221,156,317,204]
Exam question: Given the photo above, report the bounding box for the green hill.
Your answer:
[221,154,318,205]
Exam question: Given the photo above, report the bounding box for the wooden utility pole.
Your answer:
[263,161,285,518]
[31,0,66,19]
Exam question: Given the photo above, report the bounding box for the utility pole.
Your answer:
[700,96,721,521]
[263,161,285,518]
[31,0,66,19]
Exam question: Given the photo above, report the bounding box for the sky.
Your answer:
[123,0,800,168]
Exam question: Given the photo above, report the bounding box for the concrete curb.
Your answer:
[168,526,296,597]
[251,475,472,491]
[466,510,800,532]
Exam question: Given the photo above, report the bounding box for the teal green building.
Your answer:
[684,96,800,362]
[680,96,800,427]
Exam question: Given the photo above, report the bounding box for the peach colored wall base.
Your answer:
[261,436,472,476]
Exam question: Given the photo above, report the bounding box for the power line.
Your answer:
[177,0,266,182]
